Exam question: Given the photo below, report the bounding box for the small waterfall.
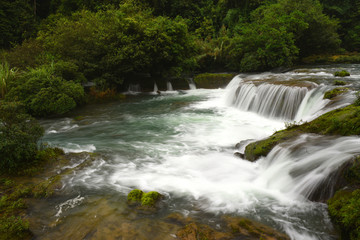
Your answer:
[153,82,159,92]
[188,78,196,90]
[229,82,308,120]
[167,82,174,91]
[128,84,140,92]
[258,134,360,200]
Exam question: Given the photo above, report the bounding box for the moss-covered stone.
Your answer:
[127,189,162,208]
[193,73,236,89]
[245,104,360,161]
[334,80,347,86]
[334,70,350,77]
[323,87,348,99]
[328,189,360,240]
[127,189,143,204]
[141,191,161,207]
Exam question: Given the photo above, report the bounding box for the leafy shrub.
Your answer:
[6,63,85,117]
[0,102,44,173]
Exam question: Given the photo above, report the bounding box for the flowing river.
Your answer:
[33,64,360,239]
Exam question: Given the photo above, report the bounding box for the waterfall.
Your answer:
[188,78,196,90]
[153,82,158,92]
[167,82,174,91]
[128,84,140,92]
[225,75,334,121]
[258,134,360,200]
[229,82,308,120]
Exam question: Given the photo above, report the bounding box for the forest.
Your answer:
[1,0,360,239]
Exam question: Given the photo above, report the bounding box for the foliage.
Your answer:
[0,0,36,49]
[37,5,196,89]
[334,70,350,77]
[328,189,360,240]
[5,63,85,117]
[0,62,18,99]
[0,102,44,174]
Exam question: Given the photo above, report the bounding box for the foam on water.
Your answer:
[41,64,360,239]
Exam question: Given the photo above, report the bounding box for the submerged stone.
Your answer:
[176,216,290,240]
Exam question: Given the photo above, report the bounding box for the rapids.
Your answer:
[36,64,360,240]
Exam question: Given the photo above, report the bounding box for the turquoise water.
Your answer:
[34,65,360,240]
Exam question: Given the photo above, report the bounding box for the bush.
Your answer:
[6,63,85,117]
[0,102,44,173]
[334,80,347,86]
[323,87,348,99]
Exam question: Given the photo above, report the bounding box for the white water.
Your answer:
[188,78,197,90]
[42,65,360,240]
[153,82,158,92]
[166,81,174,91]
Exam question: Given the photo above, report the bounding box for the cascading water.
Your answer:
[153,82,158,93]
[188,78,196,90]
[166,81,174,91]
[36,64,360,240]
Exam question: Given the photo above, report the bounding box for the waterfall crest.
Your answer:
[229,82,308,120]
[225,75,333,120]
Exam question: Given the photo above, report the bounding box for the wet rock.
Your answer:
[127,189,162,209]
[233,152,245,159]
[176,216,290,240]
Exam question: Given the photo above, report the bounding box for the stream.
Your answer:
[33,64,360,240]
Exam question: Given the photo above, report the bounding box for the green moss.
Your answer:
[323,87,348,99]
[141,191,161,207]
[244,129,301,161]
[334,70,350,77]
[193,73,236,89]
[127,189,162,208]
[245,104,360,161]
[127,189,143,204]
[334,80,347,86]
[328,190,360,240]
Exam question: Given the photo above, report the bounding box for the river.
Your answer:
[33,64,360,239]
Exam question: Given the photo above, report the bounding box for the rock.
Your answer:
[234,152,245,159]
[334,70,350,77]
[127,189,162,208]
[176,216,290,240]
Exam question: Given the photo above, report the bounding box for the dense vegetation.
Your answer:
[0,0,359,117]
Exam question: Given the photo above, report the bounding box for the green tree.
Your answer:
[6,63,85,117]
[0,0,36,48]
[0,102,44,173]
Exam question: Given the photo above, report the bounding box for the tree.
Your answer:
[6,63,85,117]
[0,102,44,173]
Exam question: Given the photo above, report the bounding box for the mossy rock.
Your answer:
[127,189,143,204]
[328,189,360,240]
[141,191,161,207]
[334,80,347,86]
[245,104,360,161]
[127,189,162,208]
[193,73,236,89]
[323,87,348,99]
[334,70,350,77]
